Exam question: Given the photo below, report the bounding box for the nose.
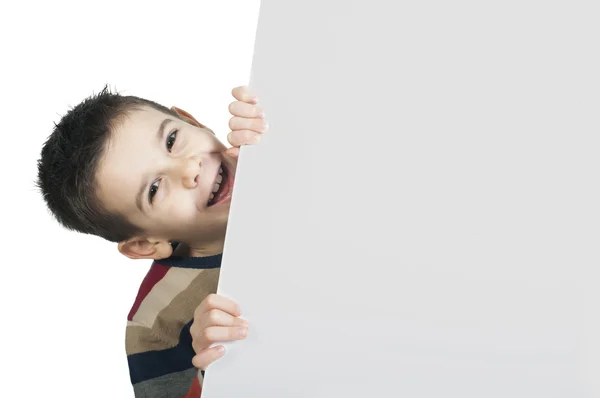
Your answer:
[177,158,201,189]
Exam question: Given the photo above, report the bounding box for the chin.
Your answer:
[192,219,229,243]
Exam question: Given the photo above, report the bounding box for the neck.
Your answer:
[175,235,225,258]
[189,239,225,257]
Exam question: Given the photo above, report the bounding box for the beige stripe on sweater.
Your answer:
[131,268,202,327]
[126,267,220,355]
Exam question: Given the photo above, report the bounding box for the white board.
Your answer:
[203,1,600,396]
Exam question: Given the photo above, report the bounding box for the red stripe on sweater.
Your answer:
[127,263,170,321]
[183,376,202,398]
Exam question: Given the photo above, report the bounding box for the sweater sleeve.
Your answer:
[124,261,220,397]
[126,320,203,397]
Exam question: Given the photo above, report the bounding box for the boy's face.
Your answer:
[95,106,236,258]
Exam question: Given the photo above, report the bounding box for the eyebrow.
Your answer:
[135,118,173,212]
[157,118,173,142]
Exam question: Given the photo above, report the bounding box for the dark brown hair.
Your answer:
[37,85,181,242]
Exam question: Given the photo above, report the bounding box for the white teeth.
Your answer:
[209,167,224,202]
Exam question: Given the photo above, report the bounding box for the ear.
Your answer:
[117,237,173,260]
[171,106,215,135]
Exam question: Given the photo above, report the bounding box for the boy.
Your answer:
[37,85,268,397]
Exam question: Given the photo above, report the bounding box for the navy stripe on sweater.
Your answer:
[158,253,222,269]
[128,320,196,384]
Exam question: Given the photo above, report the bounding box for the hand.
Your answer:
[225,85,269,158]
[190,294,249,370]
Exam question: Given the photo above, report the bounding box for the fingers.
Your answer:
[228,116,269,134]
[227,85,268,152]
[227,130,261,147]
[192,345,226,370]
[202,326,248,343]
[206,308,250,328]
[197,293,242,317]
[232,85,258,103]
[225,147,241,159]
[229,100,264,119]
[190,294,250,371]
[192,325,248,355]
[226,117,267,149]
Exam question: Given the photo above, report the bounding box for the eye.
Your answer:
[166,130,178,152]
[148,180,160,204]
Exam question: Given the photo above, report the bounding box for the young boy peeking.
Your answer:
[37,85,268,397]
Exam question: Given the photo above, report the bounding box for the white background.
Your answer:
[0,1,260,396]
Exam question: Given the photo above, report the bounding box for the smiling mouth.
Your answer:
[206,163,233,207]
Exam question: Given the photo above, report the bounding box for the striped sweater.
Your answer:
[126,252,222,397]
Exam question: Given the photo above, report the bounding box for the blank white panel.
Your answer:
[203,1,600,397]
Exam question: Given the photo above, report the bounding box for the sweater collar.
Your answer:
[153,242,222,269]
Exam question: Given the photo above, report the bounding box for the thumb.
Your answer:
[225,147,240,159]
[192,346,226,370]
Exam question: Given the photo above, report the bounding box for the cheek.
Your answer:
[164,197,198,222]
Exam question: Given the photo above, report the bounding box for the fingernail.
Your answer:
[252,135,261,144]
[240,319,250,327]
[257,109,265,118]
[239,328,248,338]
[263,122,269,132]
[216,345,226,354]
